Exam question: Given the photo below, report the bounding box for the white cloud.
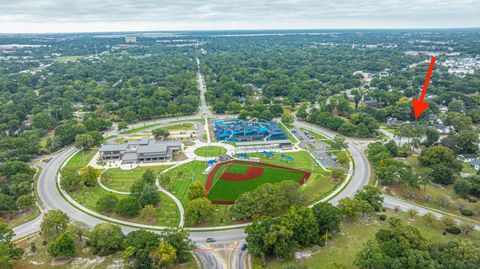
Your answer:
[0,0,479,33]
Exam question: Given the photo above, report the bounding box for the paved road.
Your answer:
[196,57,213,118]
[293,120,371,204]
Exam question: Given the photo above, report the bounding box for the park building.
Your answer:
[99,137,182,164]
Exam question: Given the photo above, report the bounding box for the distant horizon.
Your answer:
[1,26,480,35]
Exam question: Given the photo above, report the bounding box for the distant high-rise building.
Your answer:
[125,36,137,44]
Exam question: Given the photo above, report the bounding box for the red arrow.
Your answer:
[412,55,436,119]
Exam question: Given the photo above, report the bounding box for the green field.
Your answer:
[194,146,227,157]
[161,161,208,204]
[208,161,307,202]
[69,186,180,227]
[102,165,172,192]
[64,150,96,171]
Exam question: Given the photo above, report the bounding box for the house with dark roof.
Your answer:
[99,137,182,164]
[434,124,454,134]
[386,117,405,128]
[469,159,480,171]
[457,154,478,163]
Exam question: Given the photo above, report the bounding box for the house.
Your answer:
[386,117,404,128]
[457,154,478,163]
[427,114,442,125]
[469,159,480,171]
[434,124,454,134]
[99,137,182,164]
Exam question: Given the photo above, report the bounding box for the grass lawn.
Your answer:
[462,163,477,174]
[102,165,172,192]
[69,186,180,227]
[161,161,208,204]
[122,123,162,134]
[39,130,54,151]
[160,123,194,131]
[208,161,308,202]
[64,150,96,171]
[257,210,480,269]
[194,146,227,157]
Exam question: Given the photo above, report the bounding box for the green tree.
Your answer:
[280,206,319,247]
[48,232,76,257]
[139,184,160,207]
[152,128,170,139]
[185,198,214,226]
[312,202,342,234]
[149,242,177,269]
[75,133,96,150]
[60,167,83,192]
[331,168,345,182]
[332,135,347,149]
[118,122,128,131]
[116,197,141,217]
[41,210,69,238]
[88,223,124,256]
[281,112,294,126]
[16,194,34,211]
[162,228,194,263]
[0,222,23,268]
[187,182,207,201]
[354,185,383,211]
[67,221,90,242]
[355,222,435,269]
[337,197,360,220]
[424,127,440,147]
[96,194,119,213]
[78,166,101,187]
[140,205,158,221]
[123,229,161,266]
[142,169,156,184]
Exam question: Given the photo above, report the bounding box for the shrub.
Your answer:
[96,194,119,212]
[378,214,387,221]
[460,209,473,216]
[445,226,462,234]
[116,197,141,217]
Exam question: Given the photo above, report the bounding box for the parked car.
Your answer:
[241,244,247,251]
[206,238,216,243]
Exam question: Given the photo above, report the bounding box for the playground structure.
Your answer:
[214,119,288,142]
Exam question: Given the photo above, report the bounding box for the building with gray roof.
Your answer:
[99,137,182,164]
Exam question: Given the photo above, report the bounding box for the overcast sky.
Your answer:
[1,0,479,33]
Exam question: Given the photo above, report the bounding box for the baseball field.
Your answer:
[205,160,310,203]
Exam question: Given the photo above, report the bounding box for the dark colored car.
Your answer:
[206,238,216,243]
[241,244,247,251]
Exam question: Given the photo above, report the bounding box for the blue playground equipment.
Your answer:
[214,119,288,142]
[261,151,275,158]
[281,154,294,162]
[237,153,249,159]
